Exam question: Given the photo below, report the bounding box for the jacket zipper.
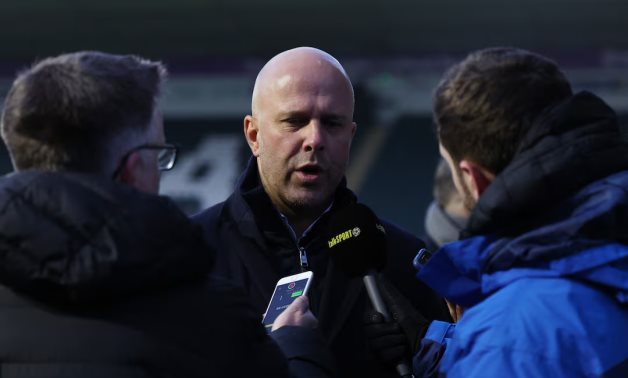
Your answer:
[298,247,309,272]
[298,246,315,313]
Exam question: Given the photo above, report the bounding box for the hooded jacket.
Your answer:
[0,171,301,378]
[418,92,628,377]
[193,159,451,378]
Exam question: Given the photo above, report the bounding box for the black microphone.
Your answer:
[327,203,414,378]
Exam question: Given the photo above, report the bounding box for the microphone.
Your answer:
[327,203,414,378]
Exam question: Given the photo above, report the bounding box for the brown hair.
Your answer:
[1,51,166,174]
[434,47,572,174]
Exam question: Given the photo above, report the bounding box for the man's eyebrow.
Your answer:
[277,111,308,119]
[275,111,350,121]
[322,114,348,120]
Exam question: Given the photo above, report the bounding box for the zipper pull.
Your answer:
[299,247,309,271]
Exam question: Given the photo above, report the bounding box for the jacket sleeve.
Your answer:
[412,321,455,378]
[440,343,589,378]
[200,277,337,378]
[413,321,586,378]
[435,314,594,378]
[270,326,336,377]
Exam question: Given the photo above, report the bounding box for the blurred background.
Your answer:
[0,0,627,235]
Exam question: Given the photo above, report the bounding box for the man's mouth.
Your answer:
[295,164,323,182]
[298,164,322,174]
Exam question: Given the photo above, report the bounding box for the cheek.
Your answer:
[265,132,301,159]
[452,173,466,198]
[329,138,352,162]
[451,173,463,193]
[453,170,475,203]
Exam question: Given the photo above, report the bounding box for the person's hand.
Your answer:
[364,310,409,366]
[272,296,318,331]
[364,277,431,365]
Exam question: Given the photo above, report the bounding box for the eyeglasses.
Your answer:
[112,143,178,179]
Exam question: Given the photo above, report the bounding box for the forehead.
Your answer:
[261,66,354,116]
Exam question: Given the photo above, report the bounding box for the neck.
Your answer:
[287,218,313,239]
[278,205,328,239]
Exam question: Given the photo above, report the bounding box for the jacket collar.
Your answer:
[419,92,628,307]
[466,92,628,237]
[226,157,364,343]
[230,156,356,246]
[419,171,628,307]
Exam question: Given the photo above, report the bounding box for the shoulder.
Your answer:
[377,218,425,280]
[380,218,425,253]
[457,278,585,345]
[190,200,232,247]
[191,200,228,226]
[443,277,626,377]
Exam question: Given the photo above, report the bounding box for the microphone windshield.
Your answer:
[326,203,387,277]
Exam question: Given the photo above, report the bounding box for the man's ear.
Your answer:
[116,152,142,187]
[459,160,495,200]
[244,115,260,156]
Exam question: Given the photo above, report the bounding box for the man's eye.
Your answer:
[284,118,308,126]
[324,119,344,128]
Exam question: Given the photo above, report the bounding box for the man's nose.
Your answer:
[303,121,325,152]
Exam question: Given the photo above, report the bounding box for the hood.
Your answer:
[0,171,212,304]
[466,91,628,237]
[419,171,628,307]
[418,92,628,307]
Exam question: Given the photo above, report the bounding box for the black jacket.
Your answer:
[0,171,327,378]
[193,158,450,378]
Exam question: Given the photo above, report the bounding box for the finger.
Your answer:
[286,295,309,313]
[364,310,385,324]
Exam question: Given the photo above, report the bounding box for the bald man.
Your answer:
[193,47,450,377]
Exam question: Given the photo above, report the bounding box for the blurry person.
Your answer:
[423,158,469,322]
[0,51,331,377]
[423,158,469,251]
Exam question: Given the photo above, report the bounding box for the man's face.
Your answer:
[247,67,356,216]
[439,143,477,212]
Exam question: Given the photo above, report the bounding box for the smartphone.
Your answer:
[262,271,314,330]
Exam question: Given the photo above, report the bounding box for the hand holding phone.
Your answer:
[272,295,317,331]
[263,271,314,331]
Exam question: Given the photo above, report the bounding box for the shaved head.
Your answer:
[251,47,354,116]
[244,47,356,235]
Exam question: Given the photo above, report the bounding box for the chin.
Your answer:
[289,193,331,213]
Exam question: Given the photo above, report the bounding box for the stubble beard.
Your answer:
[453,167,477,213]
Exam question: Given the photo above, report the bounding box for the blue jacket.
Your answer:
[417,92,628,377]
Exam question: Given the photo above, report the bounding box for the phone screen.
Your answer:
[263,277,310,326]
